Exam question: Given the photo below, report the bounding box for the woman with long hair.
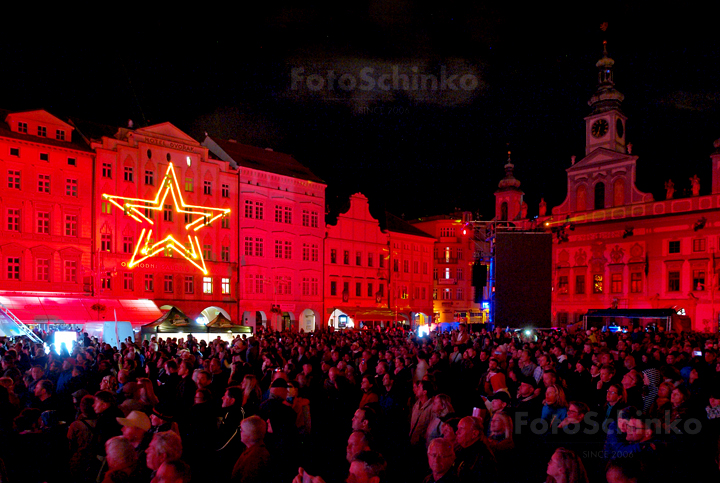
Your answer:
[241,374,262,417]
[546,447,589,483]
[541,384,569,426]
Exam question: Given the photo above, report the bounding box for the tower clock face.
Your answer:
[616,118,624,138]
[591,119,609,138]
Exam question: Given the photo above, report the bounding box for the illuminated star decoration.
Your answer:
[102,163,230,274]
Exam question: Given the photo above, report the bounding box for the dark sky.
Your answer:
[3,4,720,221]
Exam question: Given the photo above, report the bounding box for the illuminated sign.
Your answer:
[102,163,230,274]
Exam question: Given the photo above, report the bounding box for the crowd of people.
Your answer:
[1,322,720,483]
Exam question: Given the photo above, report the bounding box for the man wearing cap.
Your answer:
[486,391,511,417]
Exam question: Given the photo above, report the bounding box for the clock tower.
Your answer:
[585,41,627,156]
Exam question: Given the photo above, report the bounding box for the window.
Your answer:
[8,170,20,189]
[668,271,680,292]
[393,259,399,272]
[403,260,409,273]
[101,275,111,290]
[277,276,292,295]
[433,268,438,280]
[456,267,463,280]
[311,211,319,228]
[18,122,27,133]
[692,238,706,253]
[221,184,229,198]
[302,210,310,227]
[222,278,230,294]
[145,170,154,186]
[368,283,374,297]
[414,261,419,274]
[254,275,265,294]
[275,205,283,223]
[594,182,605,210]
[203,244,212,260]
[123,236,133,254]
[254,202,263,220]
[37,212,50,234]
[378,284,384,297]
[423,262,428,275]
[68,158,76,166]
[592,274,603,294]
[433,288,438,300]
[7,258,20,280]
[442,288,451,300]
[456,288,464,300]
[101,201,112,214]
[65,261,77,283]
[7,209,20,231]
[693,270,706,291]
[330,281,337,296]
[185,178,193,191]
[144,274,154,291]
[444,267,451,280]
[221,215,230,229]
[302,278,310,296]
[255,238,264,257]
[163,205,173,222]
[668,241,680,254]
[281,241,290,259]
[422,287,426,299]
[343,282,349,298]
[102,163,112,178]
[330,249,337,264]
[457,249,464,260]
[64,215,77,237]
[284,207,292,224]
[38,126,47,137]
[10,148,19,157]
[303,244,310,261]
[311,244,319,262]
[575,275,585,294]
[184,276,194,294]
[66,179,78,197]
[344,251,350,265]
[36,259,49,282]
[245,237,253,256]
[184,211,193,224]
[124,167,134,182]
[245,201,254,218]
[630,272,642,293]
[558,276,569,294]
[311,278,318,296]
[368,253,374,267]
[275,240,283,259]
[38,174,50,193]
[379,255,384,268]
[356,251,362,266]
[440,227,455,237]
[56,129,65,140]
[101,233,112,252]
[123,273,134,291]
[611,273,622,293]
[40,153,49,162]
[164,275,174,293]
[221,245,229,262]
[203,180,211,195]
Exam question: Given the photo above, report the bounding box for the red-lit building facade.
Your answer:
[495,45,720,332]
[204,137,325,332]
[411,214,484,324]
[325,193,434,329]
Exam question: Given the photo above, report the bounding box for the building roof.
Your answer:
[0,108,93,152]
[383,211,436,239]
[208,137,324,183]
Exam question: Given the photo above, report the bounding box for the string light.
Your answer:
[102,163,230,274]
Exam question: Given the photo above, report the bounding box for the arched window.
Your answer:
[576,185,587,212]
[613,179,625,207]
[594,182,605,210]
[500,202,508,221]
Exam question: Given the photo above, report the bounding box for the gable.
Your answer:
[5,110,73,131]
[568,148,637,174]
[135,122,200,145]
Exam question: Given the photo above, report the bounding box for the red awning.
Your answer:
[0,294,162,325]
[333,307,409,322]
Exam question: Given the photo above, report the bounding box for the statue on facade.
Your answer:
[520,201,528,219]
[690,175,700,196]
[539,198,547,217]
[665,179,674,199]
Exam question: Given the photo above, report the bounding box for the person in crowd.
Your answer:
[426,394,455,447]
[545,447,588,483]
[146,431,183,476]
[425,437,458,483]
[103,436,142,483]
[455,416,497,483]
[151,460,192,483]
[541,384,569,426]
[230,415,272,482]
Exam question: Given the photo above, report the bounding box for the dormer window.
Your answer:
[56,130,65,141]
[38,126,47,137]
[18,122,28,134]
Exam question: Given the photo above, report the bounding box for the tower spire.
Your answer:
[588,40,624,114]
[498,146,521,190]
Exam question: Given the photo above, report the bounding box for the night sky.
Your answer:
[3,5,720,221]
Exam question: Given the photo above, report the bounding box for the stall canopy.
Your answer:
[334,307,409,321]
[0,295,162,326]
[207,313,253,334]
[583,308,690,332]
[141,308,252,335]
